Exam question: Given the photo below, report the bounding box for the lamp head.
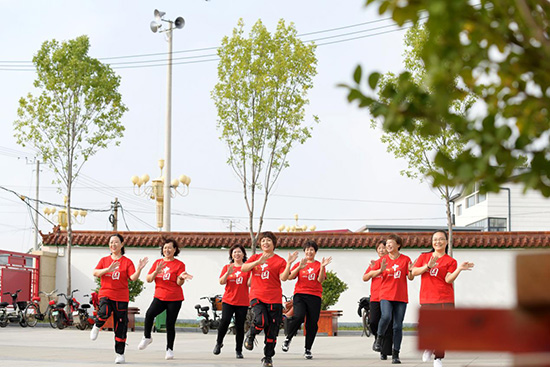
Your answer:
[154,9,165,22]
[174,17,185,29]
[150,21,161,33]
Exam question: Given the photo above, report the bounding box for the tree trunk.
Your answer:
[445,186,454,257]
[66,175,73,296]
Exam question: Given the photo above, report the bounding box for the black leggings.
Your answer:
[216,303,249,352]
[286,293,322,350]
[95,298,128,355]
[143,297,182,350]
[369,300,393,355]
[250,299,283,358]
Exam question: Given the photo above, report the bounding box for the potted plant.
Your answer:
[318,270,348,336]
[94,277,144,331]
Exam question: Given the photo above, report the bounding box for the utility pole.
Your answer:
[111,198,119,231]
[34,160,40,251]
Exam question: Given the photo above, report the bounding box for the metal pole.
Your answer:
[500,187,511,231]
[34,160,40,250]
[163,23,173,232]
[113,197,119,231]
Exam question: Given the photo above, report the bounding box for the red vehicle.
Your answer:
[51,289,88,330]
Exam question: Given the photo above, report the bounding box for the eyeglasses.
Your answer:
[432,238,447,242]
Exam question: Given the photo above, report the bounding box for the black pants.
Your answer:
[421,303,454,359]
[369,300,393,356]
[143,297,182,350]
[285,293,322,350]
[95,297,128,355]
[216,302,249,352]
[250,299,283,358]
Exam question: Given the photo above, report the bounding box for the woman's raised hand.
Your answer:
[138,257,149,270]
[107,261,119,272]
[288,251,299,264]
[179,271,193,281]
[321,256,332,267]
[427,256,438,269]
[155,261,165,275]
[458,261,475,271]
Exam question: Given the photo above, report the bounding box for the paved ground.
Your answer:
[0,326,512,366]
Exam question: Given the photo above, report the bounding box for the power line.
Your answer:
[0,19,409,72]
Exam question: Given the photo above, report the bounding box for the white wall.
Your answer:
[53,246,523,324]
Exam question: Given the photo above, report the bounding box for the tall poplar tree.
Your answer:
[14,35,127,294]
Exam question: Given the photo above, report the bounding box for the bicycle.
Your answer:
[194,295,223,334]
[23,289,58,328]
[357,296,371,337]
[51,289,88,330]
[0,289,29,328]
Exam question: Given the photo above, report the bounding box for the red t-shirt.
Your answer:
[373,254,411,303]
[364,265,384,302]
[148,258,186,301]
[96,256,136,302]
[292,261,324,298]
[415,252,457,304]
[220,264,250,306]
[245,253,287,304]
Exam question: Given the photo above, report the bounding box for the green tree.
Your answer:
[321,270,348,310]
[14,35,127,294]
[212,19,318,253]
[371,26,474,253]
[346,1,550,196]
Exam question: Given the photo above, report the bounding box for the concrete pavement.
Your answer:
[0,326,512,366]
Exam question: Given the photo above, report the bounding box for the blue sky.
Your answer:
[0,0,446,253]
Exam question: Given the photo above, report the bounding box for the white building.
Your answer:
[452,182,550,231]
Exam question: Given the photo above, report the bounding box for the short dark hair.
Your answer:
[376,240,386,249]
[303,240,318,252]
[229,243,248,263]
[387,233,403,250]
[258,231,277,247]
[109,233,125,255]
[161,237,180,257]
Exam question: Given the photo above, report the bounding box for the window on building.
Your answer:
[477,192,486,203]
[466,195,476,208]
[488,217,507,231]
[466,217,507,231]
[457,204,462,216]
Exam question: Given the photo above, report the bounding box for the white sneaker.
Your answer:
[138,337,153,350]
[115,354,125,364]
[90,325,100,341]
[434,358,443,367]
[165,348,174,360]
[422,349,433,362]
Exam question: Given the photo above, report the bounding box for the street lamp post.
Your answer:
[150,9,185,232]
[278,214,317,233]
[131,159,191,230]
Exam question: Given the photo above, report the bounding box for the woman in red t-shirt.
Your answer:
[241,231,294,367]
[371,233,413,364]
[363,240,393,360]
[411,230,474,367]
[137,238,193,360]
[90,233,148,364]
[213,243,251,359]
[281,240,332,359]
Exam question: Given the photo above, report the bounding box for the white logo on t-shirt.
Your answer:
[112,271,120,280]
[162,266,171,281]
[429,268,439,277]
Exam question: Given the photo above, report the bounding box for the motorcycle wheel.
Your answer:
[56,313,67,329]
[75,312,88,330]
[200,320,209,334]
[0,312,8,328]
[48,309,57,329]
